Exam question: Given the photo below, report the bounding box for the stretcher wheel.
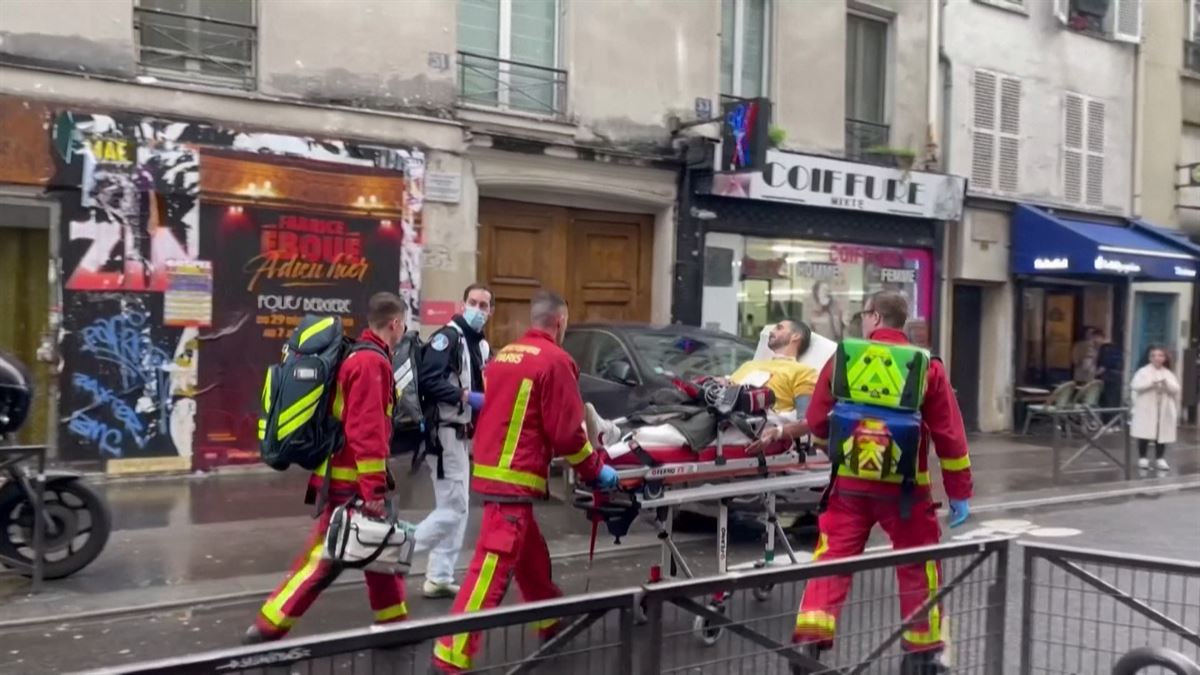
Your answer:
[692,602,725,646]
[642,480,665,500]
[752,584,775,601]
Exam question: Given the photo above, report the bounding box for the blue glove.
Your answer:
[466,391,485,411]
[596,465,619,490]
[948,499,970,528]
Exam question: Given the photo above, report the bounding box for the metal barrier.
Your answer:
[83,537,1200,675]
[1112,647,1200,675]
[1047,407,1134,481]
[1021,541,1200,675]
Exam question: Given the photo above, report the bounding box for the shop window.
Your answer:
[719,238,934,348]
[845,13,890,162]
[971,70,1022,194]
[1063,93,1105,207]
[1187,0,1200,74]
[721,0,771,98]
[134,0,256,89]
[1053,0,1141,43]
[457,0,566,117]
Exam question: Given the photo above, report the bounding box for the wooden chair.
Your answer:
[1021,381,1077,436]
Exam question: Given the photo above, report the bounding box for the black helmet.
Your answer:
[0,351,33,435]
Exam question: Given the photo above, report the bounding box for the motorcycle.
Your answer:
[0,352,110,580]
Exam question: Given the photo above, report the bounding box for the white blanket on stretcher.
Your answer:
[604,410,797,461]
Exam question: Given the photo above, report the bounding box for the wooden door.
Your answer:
[478,199,653,348]
[568,210,652,324]
[478,199,567,348]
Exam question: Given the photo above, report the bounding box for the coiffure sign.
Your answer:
[740,151,967,221]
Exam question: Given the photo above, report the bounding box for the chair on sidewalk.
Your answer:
[1021,381,1077,436]
[1070,379,1105,435]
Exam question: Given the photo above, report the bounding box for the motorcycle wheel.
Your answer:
[0,480,111,580]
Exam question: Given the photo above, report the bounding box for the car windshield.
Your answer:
[628,331,755,380]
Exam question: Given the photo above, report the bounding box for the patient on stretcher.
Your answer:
[585,320,820,465]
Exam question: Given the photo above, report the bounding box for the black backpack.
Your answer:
[258,314,385,472]
[390,330,426,456]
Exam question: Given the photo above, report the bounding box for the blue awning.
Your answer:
[1132,220,1200,259]
[1011,205,1198,281]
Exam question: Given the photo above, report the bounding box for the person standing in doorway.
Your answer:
[415,284,493,598]
[1072,327,1104,384]
[1129,346,1182,472]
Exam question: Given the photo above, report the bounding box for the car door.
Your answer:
[563,330,640,419]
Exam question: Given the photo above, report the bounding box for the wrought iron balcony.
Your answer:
[457,51,568,119]
[844,118,891,163]
[134,4,255,89]
[1186,40,1200,75]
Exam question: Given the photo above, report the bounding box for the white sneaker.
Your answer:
[422,579,460,599]
[1155,458,1171,472]
[1137,457,1150,470]
[584,403,620,449]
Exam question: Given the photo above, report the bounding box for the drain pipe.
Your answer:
[926,0,941,169]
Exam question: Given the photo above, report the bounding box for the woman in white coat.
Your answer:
[1129,346,1182,471]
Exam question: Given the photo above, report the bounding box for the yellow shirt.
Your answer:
[730,358,818,413]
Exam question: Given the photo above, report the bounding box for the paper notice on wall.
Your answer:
[163,260,213,327]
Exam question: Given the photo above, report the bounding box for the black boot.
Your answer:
[900,650,949,675]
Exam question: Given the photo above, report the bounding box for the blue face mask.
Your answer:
[463,306,488,331]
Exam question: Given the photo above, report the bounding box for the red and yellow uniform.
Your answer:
[254,329,407,639]
[795,328,972,654]
[433,328,604,673]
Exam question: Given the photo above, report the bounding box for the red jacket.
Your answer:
[806,328,973,501]
[471,328,604,499]
[307,329,394,504]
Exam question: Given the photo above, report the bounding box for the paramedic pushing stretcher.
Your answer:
[245,293,409,644]
[432,289,619,674]
[795,291,972,675]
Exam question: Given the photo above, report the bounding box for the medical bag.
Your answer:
[324,501,417,575]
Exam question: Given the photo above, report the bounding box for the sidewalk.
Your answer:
[1,431,1196,625]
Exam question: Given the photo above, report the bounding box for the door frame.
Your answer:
[949,283,983,432]
[0,186,61,455]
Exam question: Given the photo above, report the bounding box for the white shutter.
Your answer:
[1192,0,1200,42]
[1085,99,1106,206]
[1053,0,1069,24]
[972,70,997,191]
[1063,93,1084,203]
[1111,0,1142,43]
[997,77,1021,194]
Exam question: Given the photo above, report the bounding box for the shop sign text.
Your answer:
[1033,257,1070,271]
[739,151,966,220]
[1093,255,1141,275]
[1176,266,1198,278]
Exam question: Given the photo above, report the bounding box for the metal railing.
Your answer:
[1045,407,1134,482]
[1020,541,1200,675]
[83,538,1200,675]
[457,51,568,119]
[844,118,890,163]
[134,5,256,89]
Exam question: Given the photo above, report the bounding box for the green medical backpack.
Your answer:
[832,338,930,411]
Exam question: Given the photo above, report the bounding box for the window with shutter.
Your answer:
[1058,0,1142,42]
[1085,99,1105,206]
[998,77,1022,194]
[1111,0,1142,43]
[972,70,997,191]
[1063,94,1084,203]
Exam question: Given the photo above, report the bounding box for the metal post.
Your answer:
[1019,546,1037,675]
[31,449,45,593]
[1051,413,1062,483]
[985,542,1010,675]
[1122,409,1133,480]
[619,604,635,674]
[639,595,663,675]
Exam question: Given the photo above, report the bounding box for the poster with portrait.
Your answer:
[193,204,402,468]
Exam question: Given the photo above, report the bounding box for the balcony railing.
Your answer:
[1186,40,1200,74]
[844,118,891,163]
[134,5,256,89]
[457,51,568,119]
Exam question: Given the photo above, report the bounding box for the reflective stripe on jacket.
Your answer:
[471,328,604,499]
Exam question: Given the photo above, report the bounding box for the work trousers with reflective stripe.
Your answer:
[794,491,944,653]
[255,503,408,638]
[432,502,561,673]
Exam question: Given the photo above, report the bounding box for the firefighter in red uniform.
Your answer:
[795,291,972,675]
[244,293,411,643]
[432,289,618,674]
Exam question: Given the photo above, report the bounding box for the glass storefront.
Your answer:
[702,234,935,347]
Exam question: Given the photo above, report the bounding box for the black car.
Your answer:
[562,323,757,419]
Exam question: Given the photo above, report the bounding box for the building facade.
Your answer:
[941,0,1198,432]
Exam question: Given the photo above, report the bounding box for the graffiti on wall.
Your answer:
[59,294,197,460]
[51,110,424,466]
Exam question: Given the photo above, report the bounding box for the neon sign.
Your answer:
[1033,257,1070,271]
[1093,255,1141,274]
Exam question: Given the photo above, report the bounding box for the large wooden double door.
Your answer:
[478,198,653,348]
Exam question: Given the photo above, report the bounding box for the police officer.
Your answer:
[414,284,492,598]
[431,289,618,674]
